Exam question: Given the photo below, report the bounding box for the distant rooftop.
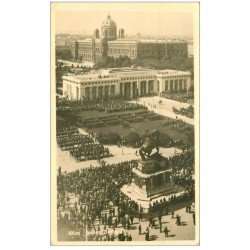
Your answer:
[107,38,187,44]
[78,39,93,43]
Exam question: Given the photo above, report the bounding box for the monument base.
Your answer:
[121,152,181,212]
[122,182,177,201]
[121,184,183,213]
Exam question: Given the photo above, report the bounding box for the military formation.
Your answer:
[82,110,163,129]
[56,98,146,113]
[57,121,111,161]
[172,105,194,118]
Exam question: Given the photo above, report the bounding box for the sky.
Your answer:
[53,3,197,39]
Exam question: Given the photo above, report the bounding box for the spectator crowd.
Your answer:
[57,148,195,241]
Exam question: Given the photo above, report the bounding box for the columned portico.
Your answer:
[104,85,109,98]
[132,82,137,98]
[138,81,141,96]
[148,80,154,95]
[123,83,126,97]
[174,80,177,91]
[158,79,164,93]
[170,80,173,92]
[98,86,103,98]
[78,87,83,100]
[96,86,99,98]
[62,69,192,100]
[89,87,92,100]
[124,82,131,98]
[140,81,146,96]
[120,83,123,96]
[146,81,149,95]
[179,79,183,91]
[85,87,90,100]
[111,85,115,97]
[92,86,97,99]
[155,80,159,93]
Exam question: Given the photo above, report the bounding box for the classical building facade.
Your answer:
[62,67,191,100]
[71,15,188,62]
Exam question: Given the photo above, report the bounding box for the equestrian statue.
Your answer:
[139,129,160,161]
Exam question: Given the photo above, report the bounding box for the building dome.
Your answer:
[101,14,117,29]
[101,15,117,40]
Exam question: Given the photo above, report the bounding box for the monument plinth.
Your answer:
[121,129,177,210]
[129,152,176,201]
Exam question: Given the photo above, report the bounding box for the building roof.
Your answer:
[62,72,119,83]
[107,38,187,45]
[62,67,191,84]
[78,39,93,43]
[108,39,139,44]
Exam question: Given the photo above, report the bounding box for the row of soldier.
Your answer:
[160,91,189,103]
[82,110,162,129]
[57,121,111,161]
[56,98,146,113]
[172,105,194,119]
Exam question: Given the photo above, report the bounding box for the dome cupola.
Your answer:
[101,14,117,40]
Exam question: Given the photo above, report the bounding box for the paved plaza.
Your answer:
[131,96,194,125]
[57,143,182,172]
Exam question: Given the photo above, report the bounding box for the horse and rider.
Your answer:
[139,129,160,161]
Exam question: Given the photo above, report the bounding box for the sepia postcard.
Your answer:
[51,2,199,245]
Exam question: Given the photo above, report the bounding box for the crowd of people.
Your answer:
[56,98,146,113]
[57,161,139,241]
[57,121,111,161]
[161,119,194,134]
[56,96,195,241]
[70,144,110,162]
[148,191,194,214]
[172,105,194,119]
[57,146,195,241]
[94,101,146,113]
[57,134,94,151]
[160,91,189,103]
[82,110,162,129]
[169,149,194,170]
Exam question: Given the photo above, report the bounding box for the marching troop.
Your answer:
[172,105,194,119]
[57,121,111,161]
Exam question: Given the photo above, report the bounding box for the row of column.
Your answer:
[81,85,116,100]
[65,78,189,100]
[120,80,156,98]
[164,79,187,92]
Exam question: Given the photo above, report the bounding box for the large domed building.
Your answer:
[101,14,117,40]
[71,15,188,63]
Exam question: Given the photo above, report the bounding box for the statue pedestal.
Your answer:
[121,153,177,204]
